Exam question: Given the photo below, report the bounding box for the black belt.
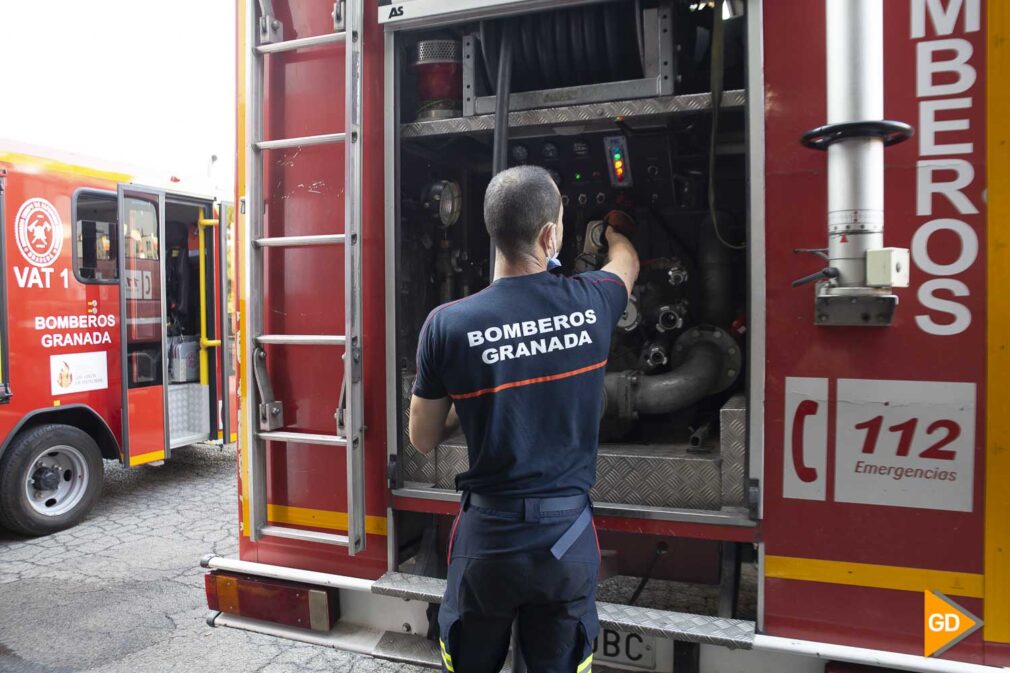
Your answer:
[465,492,592,560]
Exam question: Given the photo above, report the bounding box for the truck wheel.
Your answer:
[0,424,104,536]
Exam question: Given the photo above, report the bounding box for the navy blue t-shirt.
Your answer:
[413,269,628,497]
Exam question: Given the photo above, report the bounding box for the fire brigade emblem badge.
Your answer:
[15,198,63,267]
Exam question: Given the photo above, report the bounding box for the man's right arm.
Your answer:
[602,226,639,296]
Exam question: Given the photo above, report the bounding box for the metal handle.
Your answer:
[791,267,840,288]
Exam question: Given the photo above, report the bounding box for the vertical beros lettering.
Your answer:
[911,0,981,336]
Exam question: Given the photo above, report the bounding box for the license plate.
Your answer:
[593,628,657,670]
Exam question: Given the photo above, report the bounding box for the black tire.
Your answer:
[0,424,104,536]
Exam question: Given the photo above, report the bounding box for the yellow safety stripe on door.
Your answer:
[267,504,388,536]
[987,0,1010,645]
[765,555,983,598]
[577,652,593,673]
[130,449,166,467]
[439,638,454,672]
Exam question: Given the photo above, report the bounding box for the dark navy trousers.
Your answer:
[438,497,601,673]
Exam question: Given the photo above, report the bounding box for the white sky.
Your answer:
[0,0,236,194]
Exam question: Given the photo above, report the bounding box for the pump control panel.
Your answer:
[604,135,632,188]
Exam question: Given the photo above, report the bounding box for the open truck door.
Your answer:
[117,184,169,466]
[215,201,232,445]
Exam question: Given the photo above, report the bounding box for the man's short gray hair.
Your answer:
[483,165,561,263]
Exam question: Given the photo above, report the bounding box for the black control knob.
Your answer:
[577,193,588,206]
[595,193,606,205]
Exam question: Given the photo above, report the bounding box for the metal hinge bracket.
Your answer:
[257,0,283,44]
[253,347,284,430]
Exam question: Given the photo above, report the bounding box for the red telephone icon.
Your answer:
[792,400,820,483]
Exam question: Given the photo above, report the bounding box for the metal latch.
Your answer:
[332,1,345,32]
[336,371,347,437]
[252,348,284,431]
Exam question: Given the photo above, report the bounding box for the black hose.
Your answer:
[483,2,640,93]
[699,212,734,327]
[491,21,515,177]
[629,542,668,606]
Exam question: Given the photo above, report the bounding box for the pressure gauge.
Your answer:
[542,142,560,161]
[421,180,463,228]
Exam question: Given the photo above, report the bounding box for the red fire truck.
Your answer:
[202,0,1009,671]
[0,143,237,536]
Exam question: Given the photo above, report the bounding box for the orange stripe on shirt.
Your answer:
[450,359,608,400]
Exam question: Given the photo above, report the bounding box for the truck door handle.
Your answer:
[792,400,820,483]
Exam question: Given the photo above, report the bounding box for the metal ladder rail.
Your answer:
[244,0,367,554]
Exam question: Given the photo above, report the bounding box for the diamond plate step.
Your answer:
[594,444,722,510]
[596,602,754,649]
[371,572,755,649]
[373,631,529,672]
[425,441,723,510]
[372,572,446,602]
[373,631,442,668]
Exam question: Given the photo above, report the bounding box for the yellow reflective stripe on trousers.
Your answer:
[439,639,454,672]
[577,653,593,672]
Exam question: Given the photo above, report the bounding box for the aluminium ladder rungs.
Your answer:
[258,431,347,446]
[256,31,345,54]
[246,0,366,556]
[255,132,346,151]
[260,525,349,547]
[256,334,346,346]
[255,234,346,248]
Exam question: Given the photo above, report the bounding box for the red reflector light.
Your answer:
[205,571,339,632]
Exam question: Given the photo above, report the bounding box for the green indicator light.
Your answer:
[575,172,582,180]
[614,153,622,160]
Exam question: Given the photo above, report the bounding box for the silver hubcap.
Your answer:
[23,444,89,517]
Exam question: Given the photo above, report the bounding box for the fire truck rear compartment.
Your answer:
[390,0,753,617]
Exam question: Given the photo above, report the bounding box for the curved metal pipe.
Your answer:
[636,342,722,414]
[604,342,723,419]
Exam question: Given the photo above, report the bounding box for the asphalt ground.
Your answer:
[0,443,423,673]
[0,442,757,673]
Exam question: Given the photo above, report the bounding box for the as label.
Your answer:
[835,379,975,512]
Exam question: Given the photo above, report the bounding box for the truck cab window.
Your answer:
[74,191,118,282]
[125,199,159,260]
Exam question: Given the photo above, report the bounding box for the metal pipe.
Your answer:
[752,634,1002,673]
[201,555,375,592]
[635,343,722,415]
[256,31,346,54]
[604,342,722,418]
[826,0,884,286]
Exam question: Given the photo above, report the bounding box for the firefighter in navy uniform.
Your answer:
[409,166,639,673]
